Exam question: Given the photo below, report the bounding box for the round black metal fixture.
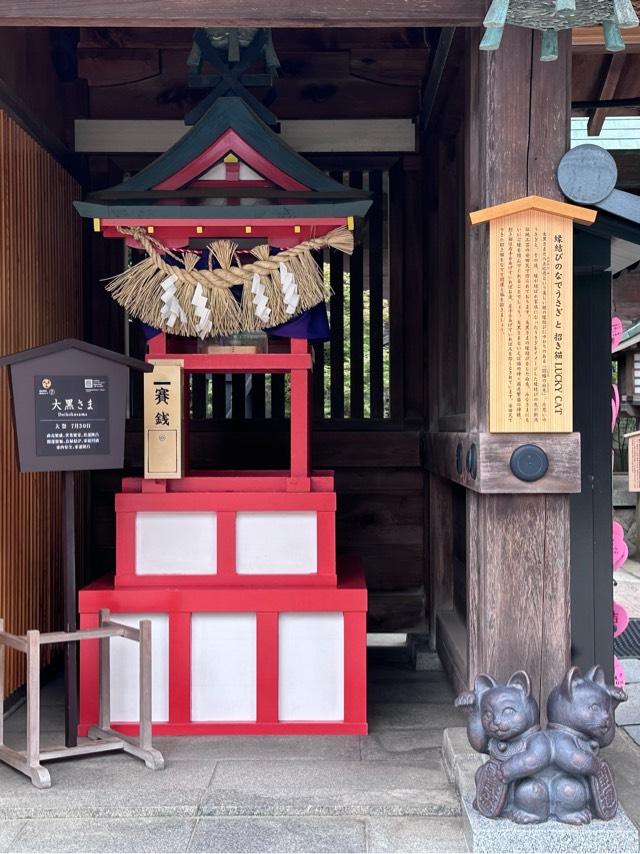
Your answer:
[466,443,478,480]
[510,444,549,482]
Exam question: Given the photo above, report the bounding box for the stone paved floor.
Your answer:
[617,559,640,617]
[618,658,640,748]
[0,648,470,853]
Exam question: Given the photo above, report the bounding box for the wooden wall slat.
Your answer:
[251,374,265,419]
[231,374,245,420]
[329,171,345,419]
[270,373,285,420]
[368,170,384,419]
[211,373,226,418]
[190,373,207,420]
[348,172,365,420]
[0,111,82,696]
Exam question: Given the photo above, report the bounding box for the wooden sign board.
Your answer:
[0,339,150,472]
[471,196,596,434]
[144,359,183,479]
[626,431,640,492]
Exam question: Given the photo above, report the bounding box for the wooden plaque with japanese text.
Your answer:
[143,359,183,479]
[489,211,572,432]
[471,196,596,434]
[628,433,640,492]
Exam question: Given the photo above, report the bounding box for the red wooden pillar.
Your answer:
[464,27,572,708]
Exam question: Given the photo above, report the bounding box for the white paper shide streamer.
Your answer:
[279,262,300,316]
[159,274,187,329]
[192,283,213,339]
[251,272,271,324]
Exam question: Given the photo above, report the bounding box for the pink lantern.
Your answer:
[613,521,629,571]
[612,384,620,433]
[613,601,630,638]
[612,316,623,352]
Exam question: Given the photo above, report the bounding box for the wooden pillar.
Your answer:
[465,27,572,706]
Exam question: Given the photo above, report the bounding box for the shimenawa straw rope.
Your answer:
[105,226,353,337]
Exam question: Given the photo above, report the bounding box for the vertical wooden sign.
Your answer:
[471,196,596,433]
[626,432,640,492]
[144,359,183,479]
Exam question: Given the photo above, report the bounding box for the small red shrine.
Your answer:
[74,93,370,735]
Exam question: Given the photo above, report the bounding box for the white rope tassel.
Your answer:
[192,282,213,339]
[159,274,187,329]
[279,262,300,316]
[251,272,271,324]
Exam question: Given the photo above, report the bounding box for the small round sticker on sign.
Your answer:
[613,521,628,571]
[613,601,630,638]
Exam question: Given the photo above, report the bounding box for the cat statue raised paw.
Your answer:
[455,665,627,825]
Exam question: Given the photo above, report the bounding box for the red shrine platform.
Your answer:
[77,336,368,735]
[75,92,369,738]
[78,557,367,736]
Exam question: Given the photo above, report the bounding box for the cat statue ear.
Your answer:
[586,664,628,705]
[507,670,531,697]
[561,666,582,701]
[585,665,606,687]
[475,674,497,694]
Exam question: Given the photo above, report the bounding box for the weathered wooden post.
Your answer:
[465,26,577,708]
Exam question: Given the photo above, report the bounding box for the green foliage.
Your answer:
[323,266,391,419]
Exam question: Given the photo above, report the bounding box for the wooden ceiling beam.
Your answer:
[588,53,627,136]
[0,0,486,27]
[572,25,640,52]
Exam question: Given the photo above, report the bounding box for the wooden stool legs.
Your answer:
[0,612,164,788]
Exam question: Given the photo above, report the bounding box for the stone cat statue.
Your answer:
[540,665,627,824]
[455,666,627,825]
[455,671,551,822]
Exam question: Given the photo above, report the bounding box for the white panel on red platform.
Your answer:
[110,613,169,722]
[236,511,317,574]
[191,613,257,721]
[279,612,344,721]
[135,511,217,575]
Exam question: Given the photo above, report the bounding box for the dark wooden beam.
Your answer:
[0,0,486,27]
[419,27,455,139]
[588,53,626,136]
[614,150,640,188]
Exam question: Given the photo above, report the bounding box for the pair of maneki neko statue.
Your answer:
[455,665,626,825]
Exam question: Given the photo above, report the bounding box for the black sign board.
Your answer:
[0,339,152,473]
[35,375,110,457]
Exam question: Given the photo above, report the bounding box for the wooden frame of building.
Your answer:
[0,1,636,718]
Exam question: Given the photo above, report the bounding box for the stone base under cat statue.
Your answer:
[447,666,640,853]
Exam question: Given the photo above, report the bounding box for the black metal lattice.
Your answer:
[614,619,640,658]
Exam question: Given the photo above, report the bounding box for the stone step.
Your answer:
[201,759,461,818]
